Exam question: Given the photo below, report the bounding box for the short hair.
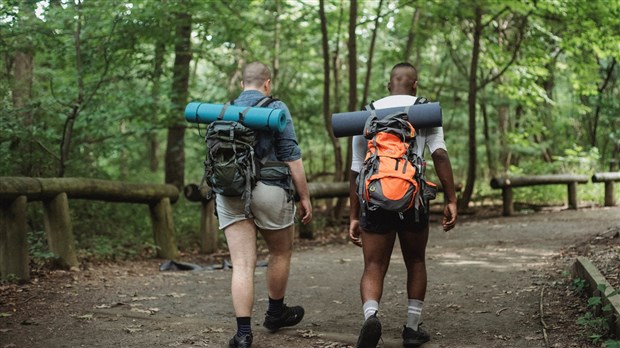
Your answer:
[390,62,418,81]
[243,61,271,88]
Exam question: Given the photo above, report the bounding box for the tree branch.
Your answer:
[446,37,469,78]
[478,14,529,90]
[482,6,510,28]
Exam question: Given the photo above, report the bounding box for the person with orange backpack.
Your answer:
[348,62,458,348]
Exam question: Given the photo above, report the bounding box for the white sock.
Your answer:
[363,300,379,320]
[407,299,424,329]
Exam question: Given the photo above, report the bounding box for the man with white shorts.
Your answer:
[218,61,312,348]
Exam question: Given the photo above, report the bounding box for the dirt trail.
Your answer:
[1,207,619,348]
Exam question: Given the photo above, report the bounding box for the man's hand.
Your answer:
[349,219,363,247]
[442,202,457,232]
[299,197,312,224]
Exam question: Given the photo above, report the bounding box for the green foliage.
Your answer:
[27,229,57,263]
[605,339,620,348]
[571,277,587,295]
[575,282,619,344]
[1,0,619,259]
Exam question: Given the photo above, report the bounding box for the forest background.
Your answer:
[1,0,618,260]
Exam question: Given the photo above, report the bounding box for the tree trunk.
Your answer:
[165,8,192,191]
[59,2,85,178]
[332,4,344,115]
[149,40,166,173]
[590,58,616,147]
[12,51,34,121]
[403,7,420,62]
[347,0,358,112]
[361,0,383,107]
[497,103,511,171]
[458,6,482,211]
[272,0,281,89]
[320,0,345,224]
[13,50,35,176]
[344,0,358,180]
[480,100,496,178]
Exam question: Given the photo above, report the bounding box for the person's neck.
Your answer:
[244,87,267,96]
[390,89,416,96]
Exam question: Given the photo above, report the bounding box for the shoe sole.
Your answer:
[403,335,430,347]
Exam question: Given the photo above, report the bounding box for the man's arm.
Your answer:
[286,158,312,224]
[349,170,363,247]
[431,148,457,231]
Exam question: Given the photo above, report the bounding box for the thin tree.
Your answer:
[347,0,358,113]
[58,1,117,177]
[451,5,527,210]
[12,1,36,176]
[164,5,192,190]
[361,0,383,107]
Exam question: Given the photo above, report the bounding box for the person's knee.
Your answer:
[269,248,292,261]
[232,256,257,271]
[364,258,390,274]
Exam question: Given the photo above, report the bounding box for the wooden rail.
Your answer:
[591,172,620,207]
[490,174,590,216]
[1,177,180,281]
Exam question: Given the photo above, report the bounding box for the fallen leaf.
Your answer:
[75,314,94,321]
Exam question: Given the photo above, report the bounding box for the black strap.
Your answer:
[238,106,252,123]
[195,104,203,137]
[414,96,428,105]
[252,96,278,108]
[217,102,231,120]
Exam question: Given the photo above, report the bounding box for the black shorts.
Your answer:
[360,207,429,234]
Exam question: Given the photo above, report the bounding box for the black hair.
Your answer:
[391,62,418,81]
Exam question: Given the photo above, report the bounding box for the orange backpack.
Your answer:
[357,110,437,220]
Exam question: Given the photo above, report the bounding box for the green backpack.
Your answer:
[202,97,277,216]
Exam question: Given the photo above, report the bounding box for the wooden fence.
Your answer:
[0,177,179,281]
[591,172,620,207]
[490,173,619,216]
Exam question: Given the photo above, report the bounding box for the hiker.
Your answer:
[348,62,458,348]
[215,61,312,348]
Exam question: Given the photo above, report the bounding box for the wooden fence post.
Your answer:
[200,200,219,254]
[43,193,79,269]
[149,198,179,259]
[567,182,578,209]
[502,187,513,216]
[0,196,30,281]
[604,182,615,207]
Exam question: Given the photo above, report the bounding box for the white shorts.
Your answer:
[215,182,296,230]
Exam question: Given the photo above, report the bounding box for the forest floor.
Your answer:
[1,205,619,348]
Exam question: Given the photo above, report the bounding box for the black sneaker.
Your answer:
[262,304,305,333]
[229,332,253,348]
[356,313,382,348]
[402,325,430,347]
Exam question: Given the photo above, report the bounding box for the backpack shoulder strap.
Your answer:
[414,96,429,105]
[253,96,278,108]
[363,101,376,111]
